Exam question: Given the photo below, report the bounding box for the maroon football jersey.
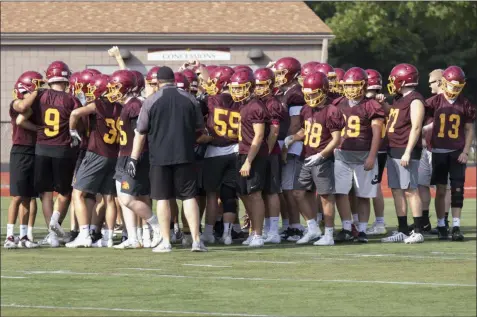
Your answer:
[300,104,345,158]
[262,94,286,155]
[426,94,476,151]
[386,91,425,149]
[88,98,122,158]
[10,101,36,146]
[239,98,270,156]
[206,93,241,146]
[277,84,305,140]
[31,89,77,146]
[118,97,148,157]
[333,97,386,151]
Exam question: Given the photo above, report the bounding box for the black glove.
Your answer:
[126,157,138,179]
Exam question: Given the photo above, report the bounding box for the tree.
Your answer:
[307,1,477,101]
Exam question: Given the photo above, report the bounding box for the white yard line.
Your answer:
[0,304,282,317]
[183,264,232,268]
[295,252,476,261]
[1,276,27,279]
[245,261,298,264]
[117,268,163,271]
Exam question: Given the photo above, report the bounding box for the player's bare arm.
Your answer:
[319,130,341,158]
[401,99,424,167]
[365,118,384,171]
[130,131,146,160]
[15,108,36,132]
[240,123,265,177]
[267,123,279,154]
[108,46,126,70]
[13,90,38,113]
[458,123,475,164]
[69,102,96,130]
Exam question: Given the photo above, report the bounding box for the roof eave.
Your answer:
[0,33,335,46]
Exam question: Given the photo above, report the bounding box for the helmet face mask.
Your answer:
[344,80,366,100]
[85,83,97,103]
[230,82,252,102]
[303,87,326,107]
[387,76,397,95]
[204,77,219,95]
[105,82,124,103]
[441,77,465,99]
[274,69,289,88]
[254,79,272,97]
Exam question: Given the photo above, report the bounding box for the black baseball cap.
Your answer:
[156,66,175,81]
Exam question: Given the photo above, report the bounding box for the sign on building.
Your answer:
[148,48,231,61]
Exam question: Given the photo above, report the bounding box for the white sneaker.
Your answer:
[264,233,281,244]
[381,231,409,243]
[48,232,60,248]
[248,235,264,248]
[191,240,208,252]
[113,239,142,249]
[3,236,18,249]
[404,232,424,244]
[242,234,254,245]
[92,238,113,248]
[182,234,193,247]
[65,234,92,248]
[200,233,215,244]
[313,235,334,246]
[296,229,322,245]
[221,234,232,245]
[366,222,387,235]
[49,222,65,238]
[262,231,268,240]
[151,229,162,248]
[17,237,39,248]
[152,242,172,253]
[143,237,152,248]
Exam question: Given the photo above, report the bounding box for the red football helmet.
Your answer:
[302,72,329,108]
[85,74,110,103]
[146,66,161,86]
[365,69,382,90]
[174,72,190,91]
[182,69,199,93]
[342,67,368,100]
[387,63,419,95]
[105,70,137,103]
[13,71,45,100]
[204,66,235,96]
[441,66,466,99]
[229,70,255,102]
[273,57,301,88]
[205,65,218,74]
[298,61,320,87]
[45,61,71,83]
[76,69,100,95]
[254,67,275,97]
[131,70,145,96]
[333,68,345,95]
[314,63,336,90]
[233,65,254,75]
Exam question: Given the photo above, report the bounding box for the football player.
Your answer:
[66,73,122,248]
[5,72,45,249]
[333,67,385,243]
[333,68,345,96]
[297,61,321,87]
[285,72,345,246]
[145,66,161,97]
[314,63,340,101]
[425,66,475,241]
[364,69,388,235]
[254,67,286,243]
[382,63,426,244]
[273,57,307,241]
[231,70,270,247]
[15,61,78,247]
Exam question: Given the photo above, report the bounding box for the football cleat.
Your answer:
[17,236,39,248]
[113,239,142,249]
[334,229,354,243]
[142,237,152,248]
[366,222,387,235]
[408,222,432,234]
[151,228,162,248]
[66,231,79,243]
[355,232,369,243]
[286,228,304,242]
[92,237,113,248]
[248,235,264,248]
[314,235,335,246]
[404,232,424,244]
[231,229,247,240]
[451,227,464,242]
[296,229,322,245]
[49,222,66,238]
[381,231,409,243]
[200,233,215,244]
[264,233,281,244]
[182,234,193,247]
[242,234,254,245]
[65,234,92,248]
[191,241,208,252]
[170,231,177,244]
[437,226,449,240]
[3,236,18,249]
[221,233,233,245]
[152,242,172,253]
[48,232,60,248]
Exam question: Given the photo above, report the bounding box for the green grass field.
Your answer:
[1,197,476,317]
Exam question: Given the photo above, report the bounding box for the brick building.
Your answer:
[0,1,333,167]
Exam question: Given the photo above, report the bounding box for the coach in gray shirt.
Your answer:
[128,66,207,253]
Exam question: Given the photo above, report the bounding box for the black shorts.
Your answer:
[10,146,36,197]
[236,154,267,196]
[115,155,151,197]
[431,151,466,187]
[264,154,281,195]
[73,151,117,195]
[150,163,197,200]
[203,153,237,192]
[377,152,388,184]
[34,155,75,195]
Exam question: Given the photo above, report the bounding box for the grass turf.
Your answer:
[1,197,476,317]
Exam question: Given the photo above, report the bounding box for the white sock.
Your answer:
[452,217,460,227]
[90,224,97,233]
[306,219,318,233]
[358,222,367,233]
[27,226,33,240]
[146,215,160,231]
[291,223,304,231]
[264,218,271,233]
[205,224,213,236]
[6,224,14,237]
[79,225,90,237]
[104,229,112,241]
[317,213,323,222]
[325,227,334,237]
[50,210,61,225]
[233,223,241,232]
[270,217,280,234]
[129,226,138,242]
[352,213,359,224]
[437,218,445,227]
[223,223,231,236]
[376,217,385,224]
[281,219,289,228]
[143,225,151,240]
[19,225,27,238]
[342,220,352,231]
[137,227,143,239]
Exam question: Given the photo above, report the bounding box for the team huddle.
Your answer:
[5,46,475,251]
